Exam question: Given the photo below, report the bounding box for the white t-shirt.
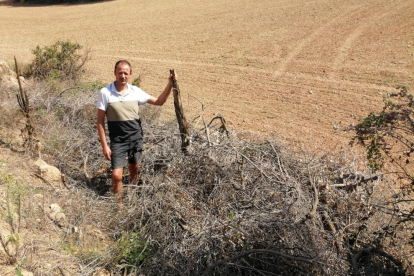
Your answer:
[96,82,151,141]
[96,82,150,111]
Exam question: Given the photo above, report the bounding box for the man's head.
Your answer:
[114,60,132,85]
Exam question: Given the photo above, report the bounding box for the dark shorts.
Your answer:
[110,139,143,169]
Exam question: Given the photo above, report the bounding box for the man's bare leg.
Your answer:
[112,168,124,208]
[128,163,139,186]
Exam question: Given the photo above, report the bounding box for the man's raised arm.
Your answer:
[147,73,176,106]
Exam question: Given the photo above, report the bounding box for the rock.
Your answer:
[308,89,313,94]
[0,61,17,85]
[35,159,62,187]
[38,165,61,183]
[34,159,48,167]
[20,269,34,276]
[49,211,66,222]
[0,61,13,77]
[49,203,61,213]
[47,203,66,228]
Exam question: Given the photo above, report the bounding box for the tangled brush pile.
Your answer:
[12,84,410,275]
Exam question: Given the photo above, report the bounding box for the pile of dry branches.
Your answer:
[79,110,409,275]
[1,80,411,275]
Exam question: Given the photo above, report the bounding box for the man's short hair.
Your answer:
[114,60,132,73]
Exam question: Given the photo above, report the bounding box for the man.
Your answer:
[97,60,174,207]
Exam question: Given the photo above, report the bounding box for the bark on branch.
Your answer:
[170,69,190,153]
[208,115,229,137]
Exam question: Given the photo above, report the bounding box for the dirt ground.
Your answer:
[0,0,413,150]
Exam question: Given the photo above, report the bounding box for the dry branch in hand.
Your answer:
[170,69,190,153]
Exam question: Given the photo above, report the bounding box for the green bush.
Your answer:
[116,231,152,272]
[353,86,413,183]
[27,40,88,82]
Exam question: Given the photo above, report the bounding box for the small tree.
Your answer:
[27,40,89,82]
[353,86,413,184]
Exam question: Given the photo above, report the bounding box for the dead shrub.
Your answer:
[71,121,409,275]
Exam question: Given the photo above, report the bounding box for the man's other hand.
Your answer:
[103,145,111,160]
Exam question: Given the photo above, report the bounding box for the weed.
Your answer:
[0,174,27,264]
[14,258,26,276]
[132,76,141,87]
[229,212,243,245]
[354,86,413,180]
[116,230,152,272]
[360,112,384,128]
[366,138,383,172]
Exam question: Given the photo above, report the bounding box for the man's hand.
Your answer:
[97,109,111,160]
[103,145,111,160]
[148,71,177,106]
[169,71,177,86]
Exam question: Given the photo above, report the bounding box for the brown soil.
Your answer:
[0,0,413,148]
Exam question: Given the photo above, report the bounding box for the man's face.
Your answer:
[114,63,132,85]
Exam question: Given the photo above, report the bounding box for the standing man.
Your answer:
[97,60,174,207]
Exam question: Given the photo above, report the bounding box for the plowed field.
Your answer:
[1,0,413,149]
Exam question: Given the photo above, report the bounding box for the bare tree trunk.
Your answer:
[170,69,190,153]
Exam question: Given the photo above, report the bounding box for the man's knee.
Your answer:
[112,168,123,182]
